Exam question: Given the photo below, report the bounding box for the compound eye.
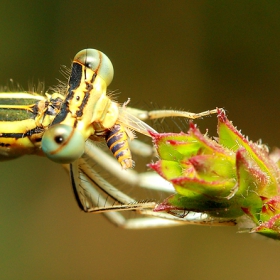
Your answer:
[73,48,114,86]
[41,124,85,164]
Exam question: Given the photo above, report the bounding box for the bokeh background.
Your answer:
[1,1,280,279]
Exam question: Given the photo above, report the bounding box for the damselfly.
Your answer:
[0,49,231,229]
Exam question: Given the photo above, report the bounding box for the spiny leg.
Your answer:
[66,105,233,228]
[126,107,220,121]
[66,140,236,229]
[68,155,184,229]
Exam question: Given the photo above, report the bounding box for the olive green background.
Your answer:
[1,1,280,279]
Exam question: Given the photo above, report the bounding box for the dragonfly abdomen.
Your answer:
[105,123,133,169]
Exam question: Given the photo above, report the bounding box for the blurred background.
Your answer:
[1,1,280,279]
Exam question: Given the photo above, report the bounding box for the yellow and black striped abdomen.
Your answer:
[0,93,60,159]
[105,123,133,169]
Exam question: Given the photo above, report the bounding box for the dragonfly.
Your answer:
[0,49,231,229]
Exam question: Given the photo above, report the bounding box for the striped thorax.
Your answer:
[41,49,133,168]
[0,49,156,168]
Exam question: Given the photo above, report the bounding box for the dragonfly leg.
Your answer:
[65,140,236,229]
[126,107,221,121]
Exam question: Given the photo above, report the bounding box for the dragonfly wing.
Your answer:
[118,107,157,137]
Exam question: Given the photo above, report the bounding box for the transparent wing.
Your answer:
[118,107,158,137]
[67,139,237,229]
